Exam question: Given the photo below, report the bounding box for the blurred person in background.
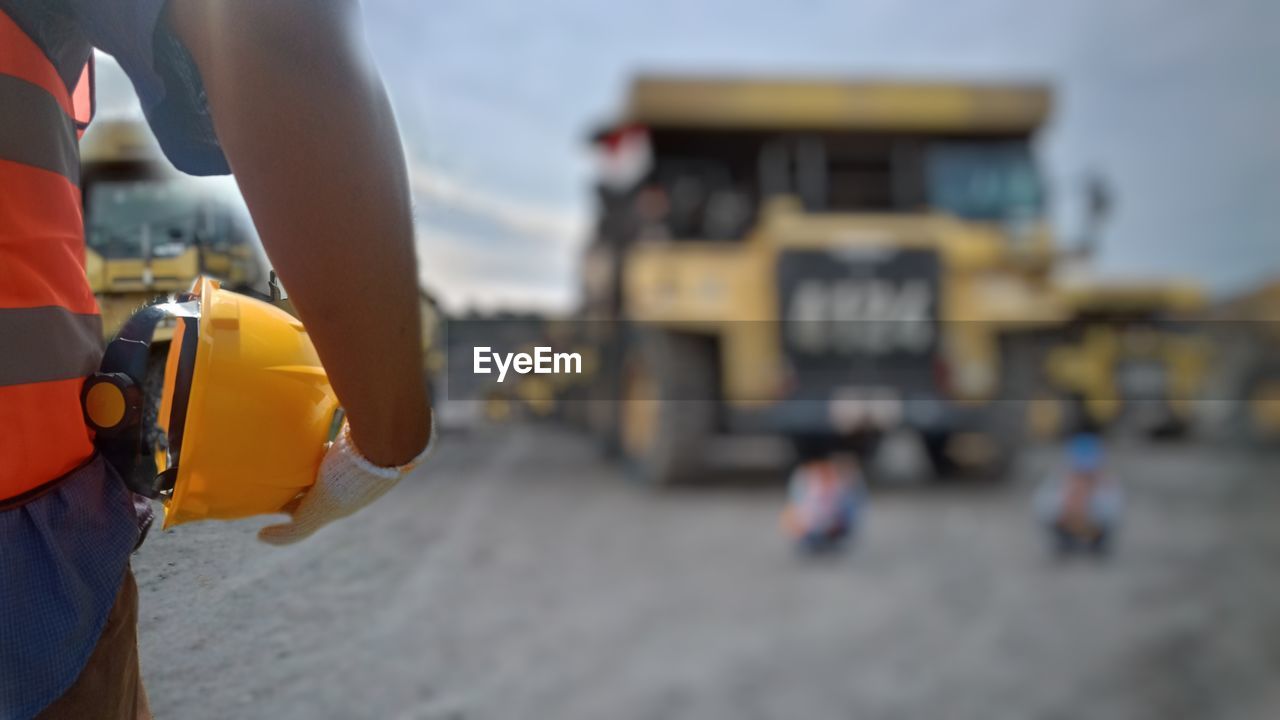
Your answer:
[781,442,866,555]
[0,0,430,717]
[1034,429,1124,558]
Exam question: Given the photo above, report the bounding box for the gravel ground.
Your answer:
[134,426,1280,720]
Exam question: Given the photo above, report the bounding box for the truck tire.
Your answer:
[619,331,717,486]
[1243,368,1280,447]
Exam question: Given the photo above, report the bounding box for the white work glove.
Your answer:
[258,421,435,545]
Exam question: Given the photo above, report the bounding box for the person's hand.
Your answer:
[258,421,434,545]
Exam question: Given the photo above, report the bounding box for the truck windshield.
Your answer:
[926,142,1042,221]
[86,180,206,259]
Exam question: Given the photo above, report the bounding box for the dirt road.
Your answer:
[134,426,1280,719]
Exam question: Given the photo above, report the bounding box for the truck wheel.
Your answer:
[922,432,958,479]
[987,400,1029,481]
[1245,372,1280,446]
[619,331,717,486]
[1146,412,1191,441]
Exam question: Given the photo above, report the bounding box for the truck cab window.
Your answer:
[823,136,896,212]
[761,134,919,213]
[86,180,205,260]
[926,142,1043,221]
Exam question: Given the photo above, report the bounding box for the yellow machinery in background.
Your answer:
[420,288,447,406]
[581,76,1208,484]
[1030,281,1208,439]
[81,120,264,339]
[1204,279,1280,445]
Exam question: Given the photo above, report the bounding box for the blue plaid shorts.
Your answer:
[0,456,141,720]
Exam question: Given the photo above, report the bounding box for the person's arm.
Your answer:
[165,0,430,467]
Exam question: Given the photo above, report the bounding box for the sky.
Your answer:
[96,0,1280,311]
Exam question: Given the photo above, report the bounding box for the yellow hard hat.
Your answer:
[83,276,340,528]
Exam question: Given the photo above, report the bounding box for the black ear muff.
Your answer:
[82,372,142,435]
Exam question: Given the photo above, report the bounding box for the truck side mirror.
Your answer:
[1086,174,1113,226]
[1080,173,1113,257]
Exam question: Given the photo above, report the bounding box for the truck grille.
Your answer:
[777,248,941,400]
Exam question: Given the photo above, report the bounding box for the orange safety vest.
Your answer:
[0,9,100,502]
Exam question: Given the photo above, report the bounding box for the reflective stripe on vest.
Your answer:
[0,9,100,499]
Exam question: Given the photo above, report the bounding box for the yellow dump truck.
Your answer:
[1028,280,1208,439]
[81,119,263,338]
[580,76,1206,483]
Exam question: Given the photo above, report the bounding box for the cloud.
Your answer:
[416,226,580,315]
[407,162,588,249]
[408,160,592,313]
